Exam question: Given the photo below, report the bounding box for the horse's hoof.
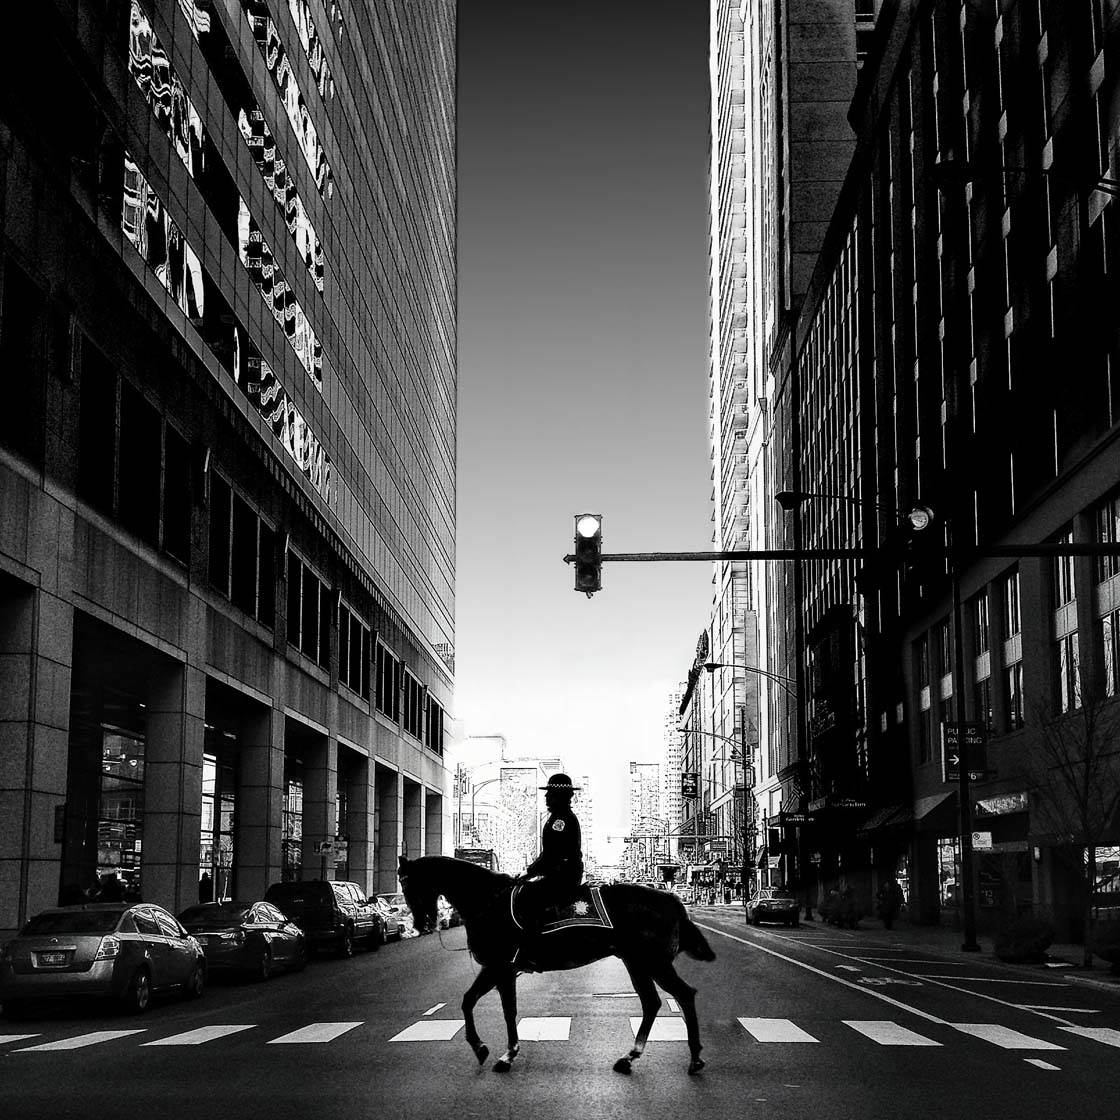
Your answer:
[493,1059,511,1073]
[688,1058,706,1076]
[613,1057,633,1075]
[475,1045,489,1066]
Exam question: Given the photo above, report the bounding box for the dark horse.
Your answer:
[398,855,716,1075]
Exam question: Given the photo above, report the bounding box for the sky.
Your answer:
[454,2,713,863]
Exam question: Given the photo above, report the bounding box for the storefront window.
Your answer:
[98,730,145,895]
[199,740,237,902]
[282,757,304,881]
[937,836,961,909]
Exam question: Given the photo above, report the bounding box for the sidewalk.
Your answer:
[785,910,1120,992]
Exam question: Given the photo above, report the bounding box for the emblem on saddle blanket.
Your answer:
[512,885,613,933]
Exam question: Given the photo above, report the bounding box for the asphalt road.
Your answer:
[3,908,1119,1120]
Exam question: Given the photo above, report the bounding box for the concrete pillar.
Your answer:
[237,703,284,898]
[143,659,206,916]
[300,731,336,879]
[425,790,443,857]
[0,582,73,932]
[343,750,374,893]
[404,779,423,859]
[376,765,401,891]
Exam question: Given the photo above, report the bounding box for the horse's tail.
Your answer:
[678,906,716,962]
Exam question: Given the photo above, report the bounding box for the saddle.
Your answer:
[510,882,613,934]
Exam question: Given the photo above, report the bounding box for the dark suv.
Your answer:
[263,881,384,958]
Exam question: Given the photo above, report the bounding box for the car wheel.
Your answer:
[256,948,274,982]
[120,966,152,1015]
[339,926,355,958]
[1,999,30,1021]
[184,964,205,999]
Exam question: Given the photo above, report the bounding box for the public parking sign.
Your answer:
[942,722,988,783]
[681,772,699,798]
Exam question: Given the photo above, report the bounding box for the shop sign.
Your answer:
[971,831,993,851]
[974,791,1028,817]
[767,855,781,868]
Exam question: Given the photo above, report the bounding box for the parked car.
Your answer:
[0,903,205,1018]
[745,887,800,927]
[374,896,406,941]
[178,900,308,980]
[264,880,384,957]
[376,893,416,938]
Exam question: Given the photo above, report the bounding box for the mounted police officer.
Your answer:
[518,773,584,934]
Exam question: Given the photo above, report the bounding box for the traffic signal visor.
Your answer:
[573,513,602,595]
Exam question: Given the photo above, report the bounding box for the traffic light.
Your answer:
[573,513,603,595]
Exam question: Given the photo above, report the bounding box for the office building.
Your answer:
[0,0,456,933]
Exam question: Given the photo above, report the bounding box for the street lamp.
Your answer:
[704,660,798,700]
[465,776,502,848]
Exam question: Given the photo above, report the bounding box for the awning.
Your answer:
[913,791,957,833]
[857,804,912,836]
[755,847,769,868]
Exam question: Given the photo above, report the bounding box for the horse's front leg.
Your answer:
[492,966,520,1072]
[462,966,497,1066]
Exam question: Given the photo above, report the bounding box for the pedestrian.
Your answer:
[198,871,213,903]
[876,876,904,930]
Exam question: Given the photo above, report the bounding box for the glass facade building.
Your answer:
[0,0,456,932]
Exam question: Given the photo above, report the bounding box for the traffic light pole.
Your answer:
[563,544,1120,564]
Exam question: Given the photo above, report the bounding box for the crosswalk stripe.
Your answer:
[1058,1026,1120,1048]
[952,1024,1065,1050]
[738,1017,819,1043]
[14,1030,147,1052]
[844,1020,942,1046]
[0,1034,40,1045]
[143,1025,255,1046]
[517,1017,571,1041]
[1024,1059,1061,1071]
[389,1020,463,1042]
[269,1022,364,1044]
[630,1017,688,1041]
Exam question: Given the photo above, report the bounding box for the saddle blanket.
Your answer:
[539,886,612,933]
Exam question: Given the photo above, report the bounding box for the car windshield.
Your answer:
[763,890,795,900]
[180,904,251,925]
[382,894,406,907]
[22,910,123,935]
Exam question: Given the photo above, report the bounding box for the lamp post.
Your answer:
[468,776,502,849]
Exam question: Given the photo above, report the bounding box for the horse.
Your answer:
[398,854,716,1075]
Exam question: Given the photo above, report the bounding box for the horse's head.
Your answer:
[398,855,438,934]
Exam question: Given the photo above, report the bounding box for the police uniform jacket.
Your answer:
[525,806,583,889]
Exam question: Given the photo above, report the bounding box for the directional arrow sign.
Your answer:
[942,723,988,784]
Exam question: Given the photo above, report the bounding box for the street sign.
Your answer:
[972,830,993,851]
[942,721,988,783]
[316,840,334,854]
[681,772,699,799]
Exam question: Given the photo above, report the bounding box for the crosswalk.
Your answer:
[3,1017,1119,1056]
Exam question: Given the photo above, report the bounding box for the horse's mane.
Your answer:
[408,854,514,893]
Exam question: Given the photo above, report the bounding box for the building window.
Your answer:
[0,256,47,466]
[1055,632,1081,713]
[402,671,424,740]
[425,697,445,756]
[973,676,993,730]
[282,756,303,882]
[1102,611,1119,696]
[916,635,932,764]
[973,593,990,655]
[338,602,371,700]
[1096,491,1120,583]
[286,550,329,668]
[209,475,276,628]
[1053,528,1076,607]
[375,640,401,721]
[1004,661,1024,730]
[98,729,145,889]
[1003,569,1022,637]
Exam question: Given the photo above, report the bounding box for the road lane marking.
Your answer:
[630,1017,687,1041]
[143,1025,255,1046]
[1058,1026,1120,1047]
[952,1024,1065,1050]
[844,1020,941,1046]
[666,997,680,1012]
[737,1017,819,1043]
[0,1034,39,1045]
[423,1003,445,1016]
[1024,1059,1061,1070]
[708,921,1086,1028]
[696,924,948,1024]
[389,1020,463,1042]
[14,1030,147,1052]
[1018,1006,1101,1014]
[856,958,946,964]
[268,1022,364,1044]
[836,965,862,972]
[516,1017,571,1041]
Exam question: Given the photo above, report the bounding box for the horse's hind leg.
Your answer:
[653,962,705,1075]
[613,961,661,1074]
[492,966,520,1072]
[462,966,497,1066]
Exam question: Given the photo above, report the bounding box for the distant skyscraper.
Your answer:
[662,685,686,859]
[628,761,663,881]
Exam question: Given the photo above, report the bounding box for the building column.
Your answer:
[143,660,205,916]
[0,582,73,932]
[237,703,284,898]
[376,765,401,891]
[344,751,375,893]
[404,779,423,858]
[425,789,444,857]
[300,731,336,879]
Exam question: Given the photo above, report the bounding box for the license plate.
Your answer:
[38,951,69,966]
